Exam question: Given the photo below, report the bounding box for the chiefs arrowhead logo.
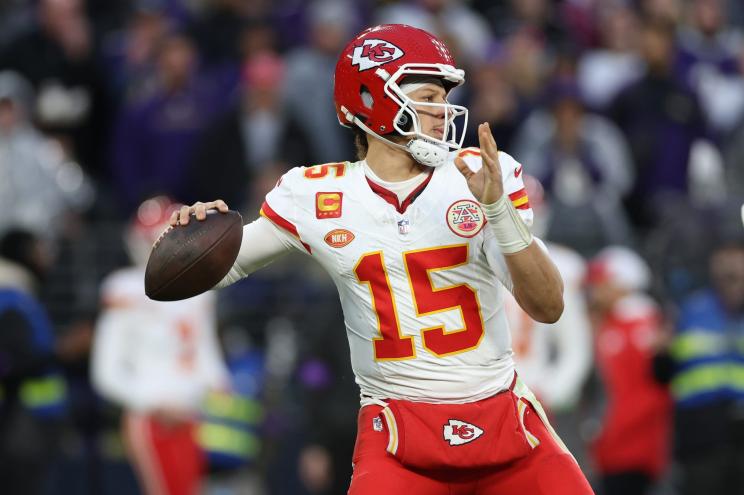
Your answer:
[324,229,355,248]
[443,419,484,446]
[446,200,486,238]
[514,164,523,178]
[351,39,404,71]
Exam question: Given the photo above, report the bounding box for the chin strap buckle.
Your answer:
[406,138,449,168]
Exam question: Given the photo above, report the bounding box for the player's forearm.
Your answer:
[214,217,294,289]
[215,261,251,289]
[481,194,563,322]
[505,243,564,323]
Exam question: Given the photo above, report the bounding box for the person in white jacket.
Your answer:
[91,196,229,495]
[503,176,594,470]
[505,243,592,411]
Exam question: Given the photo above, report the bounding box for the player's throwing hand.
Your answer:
[170,200,229,226]
[454,123,504,205]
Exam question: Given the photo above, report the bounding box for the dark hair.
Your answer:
[353,127,368,160]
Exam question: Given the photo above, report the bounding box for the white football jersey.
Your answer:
[260,149,533,403]
[91,267,229,412]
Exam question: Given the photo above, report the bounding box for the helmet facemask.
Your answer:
[383,65,468,167]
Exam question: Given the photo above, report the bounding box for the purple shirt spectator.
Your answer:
[608,18,708,228]
[110,33,227,212]
[514,80,636,255]
[674,0,744,134]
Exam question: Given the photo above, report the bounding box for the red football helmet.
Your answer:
[586,246,652,292]
[334,24,468,166]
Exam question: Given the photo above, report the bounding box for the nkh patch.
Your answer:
[316,192,343,219]
[443,419,484,446]
[324,229,355,248]
[351,39,404,71]
[446,199,485,238]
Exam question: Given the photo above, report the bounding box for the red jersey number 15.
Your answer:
[354,245,486,360]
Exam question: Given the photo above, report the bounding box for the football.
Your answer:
[145,210,243,301]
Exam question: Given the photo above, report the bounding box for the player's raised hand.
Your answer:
[170,200,229,226]
[454,123,505,205]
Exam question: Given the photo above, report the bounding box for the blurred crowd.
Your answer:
[0,0,743,494]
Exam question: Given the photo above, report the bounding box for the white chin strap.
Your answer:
[350,115,449,168]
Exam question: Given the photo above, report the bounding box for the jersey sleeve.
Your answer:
[455,148,533,226]
[214,168,311,289]
[214,216,297,288]
[260,167,312,253]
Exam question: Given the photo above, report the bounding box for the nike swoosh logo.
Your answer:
[514,165,523,178]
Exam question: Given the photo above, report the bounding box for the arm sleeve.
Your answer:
[214,216,302,288]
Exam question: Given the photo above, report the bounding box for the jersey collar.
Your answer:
[365,171,434,214]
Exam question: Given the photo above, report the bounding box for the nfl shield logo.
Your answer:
[397,219,410,235]
[373,417,383,432]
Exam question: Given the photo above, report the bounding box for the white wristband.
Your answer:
[482,195,533,254]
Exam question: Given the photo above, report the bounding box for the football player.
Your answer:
[92,197,230,495]
[173,24,593,494]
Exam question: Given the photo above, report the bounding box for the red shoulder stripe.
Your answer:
[508,188,527,201]
[508,188,530,210]
[260,201,312,253]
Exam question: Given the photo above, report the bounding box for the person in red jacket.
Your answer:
[586,246,672,495]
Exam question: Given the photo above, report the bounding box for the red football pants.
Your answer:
[123,412,205,495]
[348,398,594,495]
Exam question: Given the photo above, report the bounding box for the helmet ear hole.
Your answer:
[360,86,374,109]
[396,112,412,132]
